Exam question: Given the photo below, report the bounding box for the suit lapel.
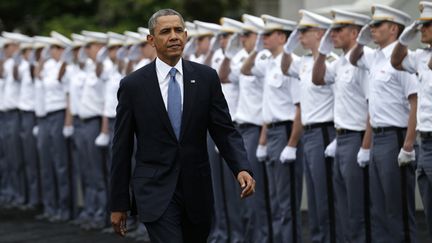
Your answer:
[179,60,198,141]
[142,61,177,140]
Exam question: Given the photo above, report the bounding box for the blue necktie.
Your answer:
[167,67,182,139]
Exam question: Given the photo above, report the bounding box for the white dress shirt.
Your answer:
[402,48,432,132]
[324,48,370,131]
[155,57,184,110]
[357,41,418,128]
[63,63,86,116]
[232,49,266,125]
[3,58,20,110]
[103,67,122,118]
[288,54,333,125]
[40,58,68,113]
[189,53,206,64]
[79,58,105,119]
[134,58,151,71]
[18,59,35,111]
[34,78,47,117]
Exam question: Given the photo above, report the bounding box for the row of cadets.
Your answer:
[350,4,418,243]
[312,9,372,243]
[391,1,432,240]
[281,10,341,242]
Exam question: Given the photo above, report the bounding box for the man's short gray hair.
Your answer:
[148,9,185,35]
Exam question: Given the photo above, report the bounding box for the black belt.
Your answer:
[336,128,364,136]
[420,131,432,139]
[372,126,406,134]
[81,116,101,123]
[46,109,65,117]
[237,123,260,129]
[4,109,19,114]
[267,120,292,129]
[303,121,334,132]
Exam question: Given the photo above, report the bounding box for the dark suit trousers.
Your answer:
[144,180,211,243]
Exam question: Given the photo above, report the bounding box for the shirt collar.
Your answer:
[155,57,183,80]
[377,41,397,59]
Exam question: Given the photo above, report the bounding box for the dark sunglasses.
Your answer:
[220,32,232,38]
[422,21,432,28]
[298,27,313,33]
[369,20,391,28]
[263,30,275,37]
[241,31,253,37]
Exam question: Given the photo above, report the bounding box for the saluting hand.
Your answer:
[237,171,255,199]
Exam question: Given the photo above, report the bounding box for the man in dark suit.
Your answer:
[110,9,255,243]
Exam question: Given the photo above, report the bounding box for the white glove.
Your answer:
[95,133,110,147]
[78,47,88,63]
[12,52,22,65]
[225,33,242,59]
[357,148,370,168]
[62,126,74,138]
[96,46,108,63]
[279,146,297,164]
[398,148,415,167]
[183,37,197,57]
[399,21,420,46]
[356,25,372,46]
[324,139,337,158]
[61,46,73,64]
[283,28,300,54]
[116,46,128,60]
[256,145,267,162]
[128,44,141,61]
[254,34,264,52]
[32,126,39,137]
[209,35,221,52]
[41,46,51,62]
[318,28,333,55]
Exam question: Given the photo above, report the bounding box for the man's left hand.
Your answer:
[237,171,255,199]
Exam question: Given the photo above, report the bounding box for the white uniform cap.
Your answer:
[124,31,142,46]
[19,36,34,50]
[194,21,221,37]
[370,4,411,26]
[298,10,332,29]
[418,1,432,23]
[0,37,6,48]
[107,32,125,48]
[51,31,72,48]
[81,30,108,44]
[185,21,198,37]
[220,17,244,33]
[32,36,49,49]
[261,14,297,33]
[71,33,86,48]
[2,31,29,45]
[330,9,370,28]
[137,27,150,42]
[242,14,265,33]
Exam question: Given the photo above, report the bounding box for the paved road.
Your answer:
[0,208,430,242]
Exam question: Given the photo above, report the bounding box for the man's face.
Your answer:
[420,21,432,44]
[140,42,156,59]
[219,32,232,50]
[330,25,357,49]
[4,43,18,58]
[50,45,64,61]
[85,42,104,61]
[196,35,211,55]
[240,32,257,53]
[263,30,285,52]
[147,15,186,63]
[108,46,120,60]
[299,27,322,49]
[370,21,397,45]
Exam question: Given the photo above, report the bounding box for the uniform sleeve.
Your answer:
[358,68,370,100]
[399,71,418,98]
[401,50,419,74]
[287,56,301,79]
[228,53,243,84]
[355,46,374,71]
[250,51,268,78]
[323,60,337,84]
[289,76,301,105]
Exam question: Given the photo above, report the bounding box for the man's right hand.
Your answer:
[356,25,372,46]
[283,28,299,54]
[399,21,420,46]
[111,211,127,237]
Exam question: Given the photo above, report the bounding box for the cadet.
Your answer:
[312,9,372,243]
[281,10,342,243]
[350,4,418,242]
[391,1,432,239]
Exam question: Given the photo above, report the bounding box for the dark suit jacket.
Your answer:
[110,59,251,223]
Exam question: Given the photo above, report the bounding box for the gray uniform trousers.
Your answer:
[334,131,368,243]
[418,133,432,239]
[80,117,107,225]
[266,122,303,243]
[238,124,271,243]
[4,110,26,205]
[207,134,244,243]
[19,111,40,207]
[302,124,342,243]
[370,128,416,243]
[37,110,71,218]
[70,117,85,219]
[0,112,9,202]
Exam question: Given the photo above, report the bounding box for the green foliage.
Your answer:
[0,0,251,36]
